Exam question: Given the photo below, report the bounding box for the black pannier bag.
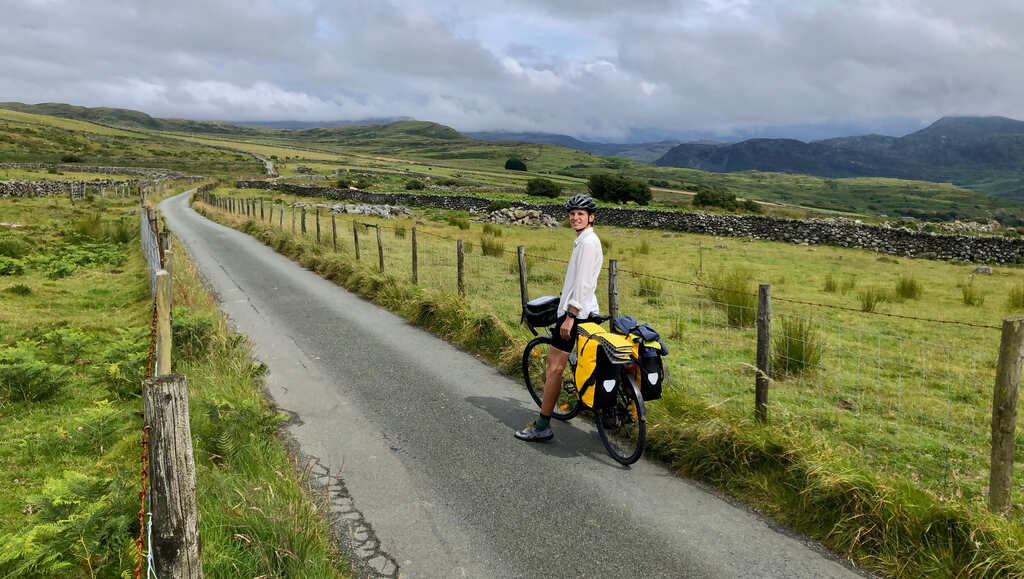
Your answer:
[579,344,621,409]
[522,295,559,334]
[637,346,665,401]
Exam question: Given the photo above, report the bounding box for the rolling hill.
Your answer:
[466,131,679,163]
[655,116,1024,200]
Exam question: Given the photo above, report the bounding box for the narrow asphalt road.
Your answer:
[161,191,867,578]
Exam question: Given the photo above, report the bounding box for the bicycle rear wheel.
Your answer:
[595,371,646,465]
[522,336,581,421]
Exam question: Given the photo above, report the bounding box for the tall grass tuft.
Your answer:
[858,286,889,312]
[447,215,470,230]
[823,274,837,293]
[393,224,406,239]
[482,223,502,237]
[894,275,922,300]
[705,268,757,327]
[1008,281,1024,310]
[840,275,856,295]
[480,236,505,257]
[962,277,985,307]
[637,239,651,255]
[634,271,664,305]
[772,316,823,376]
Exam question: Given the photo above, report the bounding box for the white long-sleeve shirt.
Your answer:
[558,226,603,319]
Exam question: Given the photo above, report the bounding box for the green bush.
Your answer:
[60,154,83,162]
[504,158,527,171]
[487,200,513,212]
[894,275,923,300]
[706,268,757,327]
[480,236,505,257]
[588,173,651,205]
[0,256,25,276]
[0,235,32,258]
[772,316,824,376]
[405,179,426,190]
[525,178,562,198]
[692,185,739,210]
[0,343,69,402]
[858,287,889,312]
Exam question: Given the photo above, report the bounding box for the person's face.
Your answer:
[568,209,592,231]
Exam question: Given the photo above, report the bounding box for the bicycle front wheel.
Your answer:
[522,336,581,421]
[596,371,646,465]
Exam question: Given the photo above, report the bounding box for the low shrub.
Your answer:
[504,158,527,171]
[0,343,69,402]
[0,235,32,258]
[405,179,425,190]
[525,178,562,198]
[772,316,824,376]
[0,256,25,276]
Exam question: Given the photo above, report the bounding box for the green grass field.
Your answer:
[197,185,1024,576]
[0,192,347,576]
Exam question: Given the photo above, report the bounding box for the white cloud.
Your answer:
[2,0,1024,140]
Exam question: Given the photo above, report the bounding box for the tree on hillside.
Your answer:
[505,158,527,171]
[587,174,651,205]
[525,178,562,198]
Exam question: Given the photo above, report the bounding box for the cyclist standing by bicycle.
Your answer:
[515,194,603,442]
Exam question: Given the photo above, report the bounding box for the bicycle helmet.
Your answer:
[565,193,596,213]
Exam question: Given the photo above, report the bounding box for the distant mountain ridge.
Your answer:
[466,131,680,163]
[655,116,1024,199]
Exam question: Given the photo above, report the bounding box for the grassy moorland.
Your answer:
[196,184,1024,576]
[0,108,264,178]
[0,192,347,576]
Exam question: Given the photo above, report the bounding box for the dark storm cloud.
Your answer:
[2,0,1023,139]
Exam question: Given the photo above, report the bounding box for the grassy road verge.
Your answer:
[0,193,347,577]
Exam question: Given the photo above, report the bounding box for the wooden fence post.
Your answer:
[143,373,202,578]
[755,284,771,423]
[989,317,1024,515]
[608,259,619,320]
[260,198,264,221]
[316,209,321,245]
[279,202,283,229]
[517,246,529,308]
[156,270,172,377]
[268,201,273,224]
[291,206,296,233]
[332,213,337,251]
[353,221,360,261]
[301,207,307,235]
[457,239,465,298]
[376,226,384,273]
[411,227,418,284]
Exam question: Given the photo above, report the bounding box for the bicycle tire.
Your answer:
[595,370,646,465]
[522,335,581,421]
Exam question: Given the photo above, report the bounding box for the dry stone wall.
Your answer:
[236,180,1024,264]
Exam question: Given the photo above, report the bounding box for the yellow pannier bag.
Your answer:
[574,322,634,409]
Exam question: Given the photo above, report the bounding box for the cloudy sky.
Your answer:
[3,0,1023,141]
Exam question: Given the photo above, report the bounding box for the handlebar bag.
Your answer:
[522,295,559,329]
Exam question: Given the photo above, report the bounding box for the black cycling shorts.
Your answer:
[550,313,580,353]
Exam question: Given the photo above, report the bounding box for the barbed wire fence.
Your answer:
[199,191,1024,515]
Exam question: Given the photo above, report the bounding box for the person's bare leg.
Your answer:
[540,347,570,416]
